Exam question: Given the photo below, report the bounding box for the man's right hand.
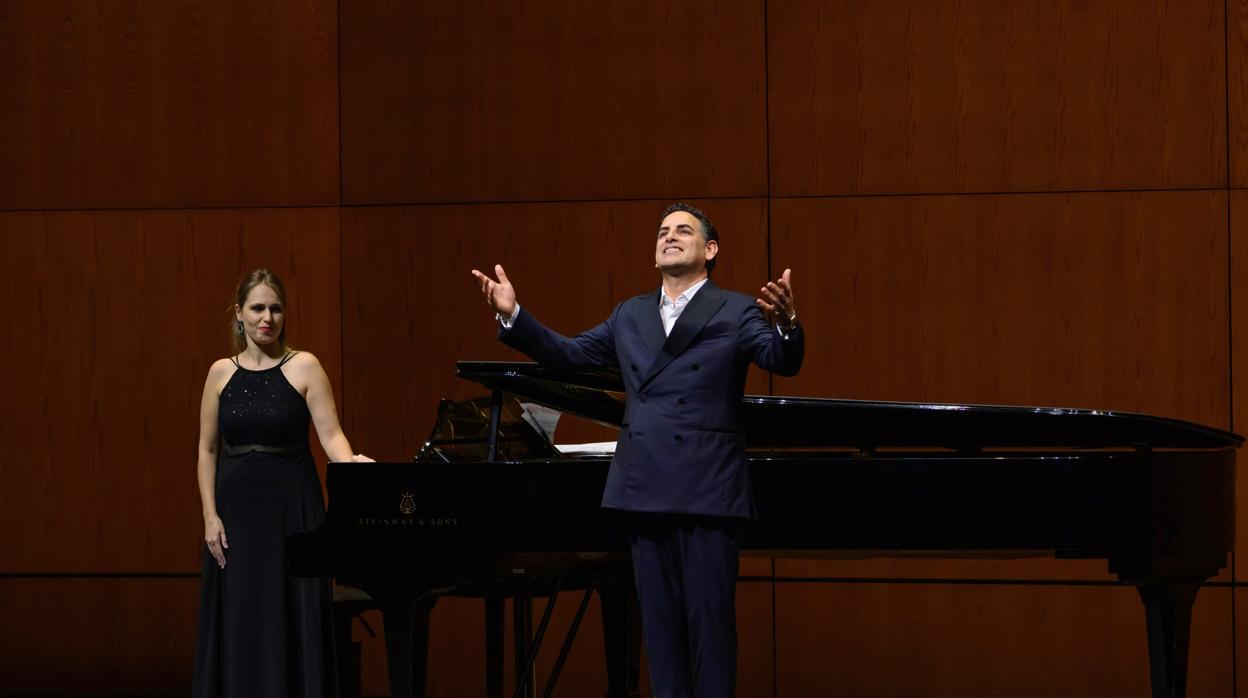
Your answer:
[471,264,517,318]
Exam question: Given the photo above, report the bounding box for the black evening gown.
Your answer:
[192,353,336,697]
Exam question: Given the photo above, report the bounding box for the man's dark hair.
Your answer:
[659,202,718,272]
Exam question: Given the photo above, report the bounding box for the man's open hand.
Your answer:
[756,268,797,328]
[471,264,518,318]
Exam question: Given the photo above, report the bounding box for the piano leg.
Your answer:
[1135,582,1200,698]
[600,583,642,698]
[486,598,505,698]
[382,601,433,698]
[514,596,536,698]
[333,603,361,698]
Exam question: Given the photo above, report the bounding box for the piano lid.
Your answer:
[455,361,1244,451]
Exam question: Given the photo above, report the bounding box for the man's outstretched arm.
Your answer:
[747,267,803,376]
[469,264,617,369]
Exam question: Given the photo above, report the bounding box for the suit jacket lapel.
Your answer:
[641,281,725,388]
[635,288,666,359]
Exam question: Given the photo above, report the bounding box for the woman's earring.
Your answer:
[236,320,244,333]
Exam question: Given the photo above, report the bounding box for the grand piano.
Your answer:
[289,361,1241,698]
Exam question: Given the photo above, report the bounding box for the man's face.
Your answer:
[655,211,717,275]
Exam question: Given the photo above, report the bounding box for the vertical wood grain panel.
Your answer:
[1230,0,1248,186]
[774,582,1231,697]
[0,208,340,573]
[0,0,339,209]
[1235,588,1248,697]
[0,577,199,693]
[769,0,1226,196]
[339,0,766,204]
[735,581,774,698]
[1229,190,1248,580]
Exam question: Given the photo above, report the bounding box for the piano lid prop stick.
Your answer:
[487,388,503,462]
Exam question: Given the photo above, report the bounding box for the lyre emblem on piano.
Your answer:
[399,492,416,515]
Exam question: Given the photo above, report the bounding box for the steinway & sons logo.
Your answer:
[353,491,459,528]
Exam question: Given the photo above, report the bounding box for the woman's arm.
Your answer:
[197,359,231,568]
[299,353,368,462]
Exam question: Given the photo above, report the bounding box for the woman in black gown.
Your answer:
[192,269,370,697]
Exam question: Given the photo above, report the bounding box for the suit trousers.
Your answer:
[627,514,741,698]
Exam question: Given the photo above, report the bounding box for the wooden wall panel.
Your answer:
[339,0,766,205]
[774,582,1232,697]
[0,577,198,693]
[768,0,1226,196]
[735,580,774,698]
[1236,588,1248,697]
[0,208,341,573]
[1230,190,1248,580]
[0,0,339,210]
[770,190,1230,582]
[1231,0,1248,187]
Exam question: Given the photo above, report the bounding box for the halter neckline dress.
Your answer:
[192,352,336,697]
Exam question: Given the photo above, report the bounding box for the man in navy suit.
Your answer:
[472,203,803,697]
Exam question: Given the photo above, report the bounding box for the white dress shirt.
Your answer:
[659,277,709,336]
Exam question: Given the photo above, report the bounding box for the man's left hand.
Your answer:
[756,268,797,329]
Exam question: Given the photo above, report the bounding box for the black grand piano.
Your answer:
[289,361,1241,698]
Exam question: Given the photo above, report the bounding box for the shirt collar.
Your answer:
[660,276,710,307]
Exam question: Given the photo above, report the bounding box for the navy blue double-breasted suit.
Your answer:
[500,279,803,697]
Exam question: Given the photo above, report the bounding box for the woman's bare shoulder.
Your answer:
[203,358,236,396]
[287,351,323,369]
[207,357,236,377]
[284,351,327,384]
[289,350,320,362]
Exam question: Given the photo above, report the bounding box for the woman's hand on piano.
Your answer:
[204,515,228,569]
[350,453,375,462]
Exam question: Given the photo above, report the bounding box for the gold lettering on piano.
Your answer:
[355,516,460,528]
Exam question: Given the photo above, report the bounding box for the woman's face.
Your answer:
[236,283,284,349]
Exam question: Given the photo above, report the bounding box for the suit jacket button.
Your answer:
[631,364,638,371]
[691,364,700,371]
[677,398,686,405]
[675,435,683,442]
[639,394,647,402]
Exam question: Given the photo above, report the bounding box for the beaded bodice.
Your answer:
[218,353,310,452]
